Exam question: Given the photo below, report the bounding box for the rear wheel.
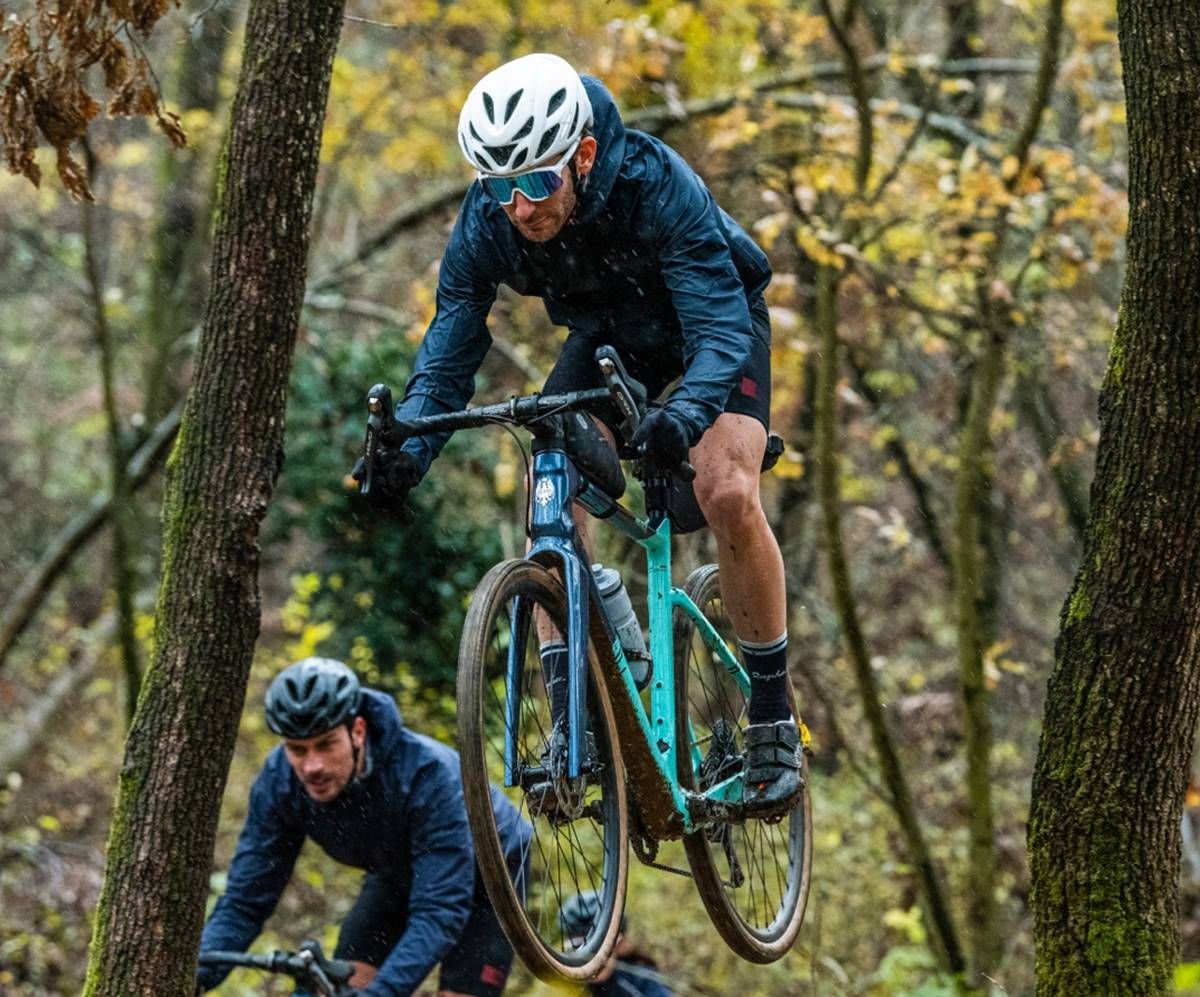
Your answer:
[458,559,628,981]
[673,563,812,962]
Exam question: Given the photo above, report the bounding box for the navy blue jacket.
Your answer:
[397,75,772,473]
[198,690,529,996]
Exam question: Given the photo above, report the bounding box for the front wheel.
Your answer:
[457,559,628,981]
[673,564,812,962]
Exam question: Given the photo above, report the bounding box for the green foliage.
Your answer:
[266,324,505,691]
[1176,962,1200,994]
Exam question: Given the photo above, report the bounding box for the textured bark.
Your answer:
[82,1,345,994]
[1029,1,1200,993]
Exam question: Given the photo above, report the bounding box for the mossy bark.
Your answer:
[953,322,1004,976]
[1029,1,1200,993]
[82,1,345,994]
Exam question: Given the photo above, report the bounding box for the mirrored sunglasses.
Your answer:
[479,166,565,205]
[478,139,581,206]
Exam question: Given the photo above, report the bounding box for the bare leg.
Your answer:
[689,413,786,642]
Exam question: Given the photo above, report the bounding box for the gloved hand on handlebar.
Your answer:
[631,407,692,474]
[351,447,423,511]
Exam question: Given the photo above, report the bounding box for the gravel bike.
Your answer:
[198,939,354,995]
[360,347,812,982]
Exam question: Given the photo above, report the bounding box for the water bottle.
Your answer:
[592,564,651,687]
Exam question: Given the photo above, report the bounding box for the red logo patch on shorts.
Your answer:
[480,964,507,987]
[740,375,758,399]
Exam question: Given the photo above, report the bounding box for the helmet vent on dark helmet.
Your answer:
[504,89,524,124]
[535,123,560,160]
[547,87,567,115]
[482,93,495,124]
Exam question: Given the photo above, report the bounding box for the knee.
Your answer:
[694,469,761,531]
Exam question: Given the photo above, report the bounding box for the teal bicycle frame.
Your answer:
[514,445,749,838]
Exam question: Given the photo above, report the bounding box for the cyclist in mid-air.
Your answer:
[196,658,529,996]
[360,53,801,815]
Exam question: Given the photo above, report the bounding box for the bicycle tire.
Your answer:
[457,558,629,981]
[673,563,812,962]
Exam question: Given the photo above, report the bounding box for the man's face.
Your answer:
[500,136,597,243]
[282,715,366,803]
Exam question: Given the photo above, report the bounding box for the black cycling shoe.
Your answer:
[740,719,804,819]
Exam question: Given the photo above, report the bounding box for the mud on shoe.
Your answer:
[741,718,804,819]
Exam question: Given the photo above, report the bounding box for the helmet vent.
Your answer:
[484,143,517,166]
[547,87,567,115]
[512,117,533,141]
[469,123,483,143]
[535,123,560,160]
[511,148,528,170]
[504,89,524,123]
[482,93,495,124]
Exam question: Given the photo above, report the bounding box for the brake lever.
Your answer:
[360,383,395,498]
[598,356,641,441]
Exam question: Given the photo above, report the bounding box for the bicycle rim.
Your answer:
[674,563,812,962]
[458,558,628,981]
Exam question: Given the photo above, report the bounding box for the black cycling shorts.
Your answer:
[335,872,513,996]
[542,294,773,437]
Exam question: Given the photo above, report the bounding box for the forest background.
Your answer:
[0,0,1179,993]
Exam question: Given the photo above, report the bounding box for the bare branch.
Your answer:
[0,402,182,673]
[0,614,114,776]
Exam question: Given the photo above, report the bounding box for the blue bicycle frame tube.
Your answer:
[526,448,591,780]
[521,449,755,827]
[503,594,533,786]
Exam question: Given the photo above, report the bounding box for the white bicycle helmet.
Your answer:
[458,53,593,176]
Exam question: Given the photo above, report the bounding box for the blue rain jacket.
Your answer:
[397,75,772,472]
[198,689,529,996]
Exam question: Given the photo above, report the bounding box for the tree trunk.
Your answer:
[953,323,1004,976]
[1028,1,1200,992]
[83,175,142,725]
[815,264,968,980]
[142,0,238,425]
[82,1,345,994]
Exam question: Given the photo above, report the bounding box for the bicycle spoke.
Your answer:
[465,565,625,973]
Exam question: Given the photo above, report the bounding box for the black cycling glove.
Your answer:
[352,448,423,511]
[631,407,691,473]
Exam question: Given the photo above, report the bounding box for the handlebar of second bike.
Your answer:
[199,940,355,995]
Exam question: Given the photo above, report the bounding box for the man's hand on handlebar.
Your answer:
[352,448,423,512]
[631,407,691,476]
